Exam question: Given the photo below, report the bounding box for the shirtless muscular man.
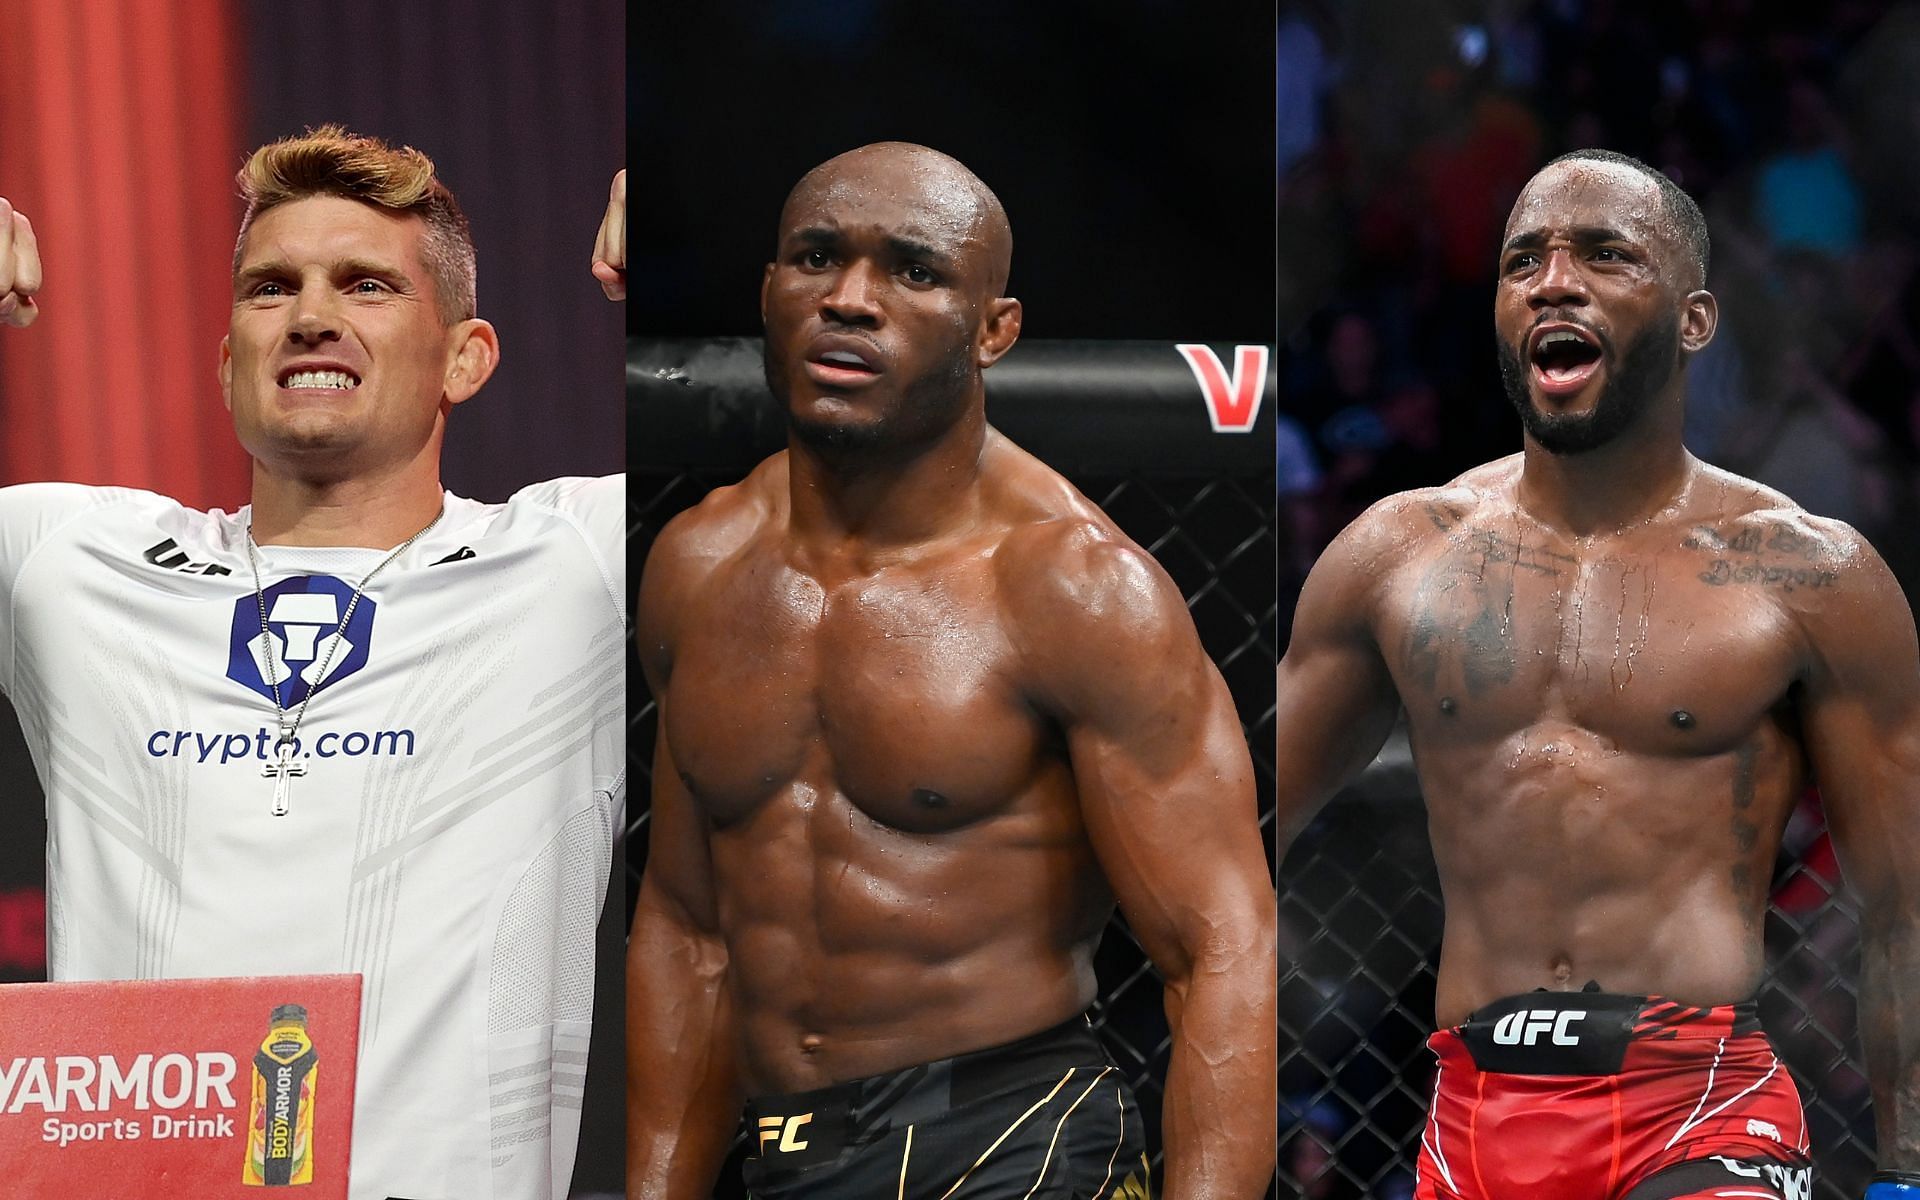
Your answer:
[1277,149,1920,1199]
[631,143,1277,1200]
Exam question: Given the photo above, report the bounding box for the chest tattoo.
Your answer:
[1402,526,1570,696]
[1683,523,1837,593]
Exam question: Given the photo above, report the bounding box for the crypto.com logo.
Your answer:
[226,577,376,706]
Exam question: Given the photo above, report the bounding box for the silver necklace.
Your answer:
[243,509,443,816]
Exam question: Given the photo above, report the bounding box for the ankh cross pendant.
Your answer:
[263,738,307,817]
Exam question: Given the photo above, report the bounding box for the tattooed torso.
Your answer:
[1367,459,1842,1024]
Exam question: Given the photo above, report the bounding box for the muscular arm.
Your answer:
[1012,527,1277,1199]
[1795,524,1920,1169]
[627,518,742,1200]
[1274,507,1406,857]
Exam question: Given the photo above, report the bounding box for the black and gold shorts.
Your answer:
[742,1016,1151,1199]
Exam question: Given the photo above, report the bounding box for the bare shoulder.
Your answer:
[984,443,1177,637]
[1442,451,1526,494]
[1310,460,1520,596]
[1674,465,1913,676]
[636,453,785,679]
[644,455,783,577]
[1676,462,1888,605]
[974,437,1205,709]
[1681,461,1824,544]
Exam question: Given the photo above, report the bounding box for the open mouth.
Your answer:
[278,368,361,391]
[1529,326,1603,396]
[803,345,882,388]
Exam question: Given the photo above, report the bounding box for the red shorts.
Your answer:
[1413,991,1812,1199]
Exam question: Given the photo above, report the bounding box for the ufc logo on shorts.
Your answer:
[756,1113,812,1154]
[1490,1008,1585,1047]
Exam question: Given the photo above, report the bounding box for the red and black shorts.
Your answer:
[1414,991,1811,1199]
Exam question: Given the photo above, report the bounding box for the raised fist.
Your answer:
[0,198,42,328]
[591,170,626,302]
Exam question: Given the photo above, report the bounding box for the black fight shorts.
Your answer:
[742,1016,1151,1199]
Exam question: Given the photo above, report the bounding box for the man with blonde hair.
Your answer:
[0,127,626,1199]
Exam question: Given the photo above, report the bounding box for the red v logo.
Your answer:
[1174,344,1269,433]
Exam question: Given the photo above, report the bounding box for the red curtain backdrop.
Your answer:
[0,0,249,509]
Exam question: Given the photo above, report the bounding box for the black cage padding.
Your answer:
[629,336,1276,476]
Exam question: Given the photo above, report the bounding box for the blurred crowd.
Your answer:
[1278,2,1907,1193]
[1280,0,1920,610]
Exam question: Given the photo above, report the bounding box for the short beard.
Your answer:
[765,335,974,458]
[1497,311,1680,455]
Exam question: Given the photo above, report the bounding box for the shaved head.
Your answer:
[761,141,1025,457]
[780,142,1013,296]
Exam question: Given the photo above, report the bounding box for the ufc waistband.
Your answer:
[1416,990,1809,1200]
[745,1016,1114,1167]
[741,1016,1150,1199]
[1454,990,1763,1075]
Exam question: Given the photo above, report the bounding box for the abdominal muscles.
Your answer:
[711,770,1111,1095]
[1416,717,1804,1027]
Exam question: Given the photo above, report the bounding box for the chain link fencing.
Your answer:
[1278,734,1875,1198]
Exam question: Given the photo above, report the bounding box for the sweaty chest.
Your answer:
[1380,529,1805,747]
[664,552,1048,830]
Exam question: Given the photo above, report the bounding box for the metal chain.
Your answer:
[243,506,445,753]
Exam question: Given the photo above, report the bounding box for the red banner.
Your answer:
[0,974,358,1197]
[0,1,249,507]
